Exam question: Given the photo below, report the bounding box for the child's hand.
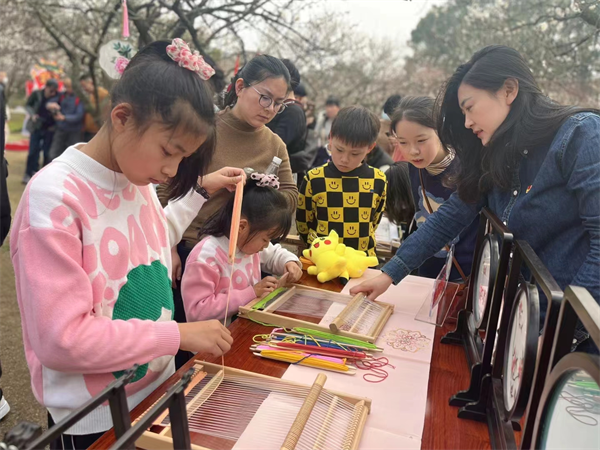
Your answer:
[171,247,182,288]
[284,261,303,283]
[178,321,233,357]
[201,167,247,195]
[254,276,278,298]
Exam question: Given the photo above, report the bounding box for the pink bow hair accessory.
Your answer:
[250,172,280,189]
[166,38,215,81]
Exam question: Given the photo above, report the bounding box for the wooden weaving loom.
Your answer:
[135,360,371,450]
[238,285,394,344]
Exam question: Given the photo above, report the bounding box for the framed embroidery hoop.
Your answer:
[457,240,564,450]
[529,286,600,450]
[501,282,539,421]
[472,234,500,330]
[442,208,514,408]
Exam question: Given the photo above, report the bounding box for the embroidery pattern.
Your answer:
[383,329,430,353]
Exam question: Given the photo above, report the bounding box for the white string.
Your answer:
[160,372,361,449]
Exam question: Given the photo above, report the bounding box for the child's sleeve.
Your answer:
[163,189,207,249]
[259,242,301,276]
[12,225,180,375]
[372,176,388,228]
[296,175,313,245]
[181,258,256,322]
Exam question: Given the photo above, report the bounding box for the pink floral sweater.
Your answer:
[10,146,206,434]
[181,235,300,322]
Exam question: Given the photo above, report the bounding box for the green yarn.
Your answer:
[293,327,379,350]
[251,287,288,310]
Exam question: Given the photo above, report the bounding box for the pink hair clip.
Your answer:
[166,38,215,81]
[251,172,280,189]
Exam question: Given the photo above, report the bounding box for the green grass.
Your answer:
[0,148,46,436]
[7,113,25,135]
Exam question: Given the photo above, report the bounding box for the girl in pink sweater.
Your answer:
[182,173,303,323]
[10,40,244,448]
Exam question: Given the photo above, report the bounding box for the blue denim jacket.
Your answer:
[383,113,600,314]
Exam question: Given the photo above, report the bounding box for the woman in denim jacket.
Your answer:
[352,46,599,349]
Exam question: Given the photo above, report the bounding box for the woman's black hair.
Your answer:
[436,45,600,204]
[384,162,415,225]
[390,96,439,135]
[200,175,292,244]
[280,58,301,90]
[223,54,291,107]
[383,94,402,117]
[111,40,216,200]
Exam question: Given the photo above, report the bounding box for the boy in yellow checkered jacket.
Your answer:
[297,106,387,256]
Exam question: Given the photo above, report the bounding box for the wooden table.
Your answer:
[91,272,491,450]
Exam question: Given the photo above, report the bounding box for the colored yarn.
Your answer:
[293,327,380,350]
[354,357,395,383]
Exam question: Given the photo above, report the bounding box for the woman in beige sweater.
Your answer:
[159,55,298,366]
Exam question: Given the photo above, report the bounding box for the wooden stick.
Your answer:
[330,294,365,333]
[263,286,298,312]
[281,373,327,450]
[228,180,244,262]
[136,430,209,450]
[342,400,367,450]
[312,396,338,450]
[367,304,394,338]
[349,401,369,450]
[241,307,381,343]
[348,303,373,333]
[186,369,224,419]
[151,365,206,426]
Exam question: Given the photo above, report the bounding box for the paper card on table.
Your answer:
[360,426,422,450]
[375,310,435,364]
[282,355,431,440]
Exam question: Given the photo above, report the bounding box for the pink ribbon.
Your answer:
[122,0,129,38]
[166,38,215,81]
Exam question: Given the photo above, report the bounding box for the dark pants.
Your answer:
[48,413,104,450]
[173,241,194,369]
[26,128,54,176]
[49,129,82,161]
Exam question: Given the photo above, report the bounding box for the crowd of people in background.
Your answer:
[20,74,110,184]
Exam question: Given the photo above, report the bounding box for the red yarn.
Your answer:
[354,357,395,383]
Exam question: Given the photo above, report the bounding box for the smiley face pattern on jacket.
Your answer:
[297,162,387,256]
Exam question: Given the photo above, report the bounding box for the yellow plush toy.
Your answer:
[302,230,379,284]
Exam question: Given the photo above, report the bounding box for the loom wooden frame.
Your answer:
[135,360,372,450]
[238,285,394,344]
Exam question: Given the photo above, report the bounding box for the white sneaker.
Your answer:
[0,397,10,421]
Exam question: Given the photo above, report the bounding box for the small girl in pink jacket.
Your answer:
[182,173,302,322]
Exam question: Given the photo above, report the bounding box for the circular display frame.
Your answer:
[472,234,500,330]
[502,282,540,421]
[533,353,600,450]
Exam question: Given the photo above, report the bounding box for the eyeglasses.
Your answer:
[251,86,287,114]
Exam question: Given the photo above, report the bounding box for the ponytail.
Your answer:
[223,55,291,107]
